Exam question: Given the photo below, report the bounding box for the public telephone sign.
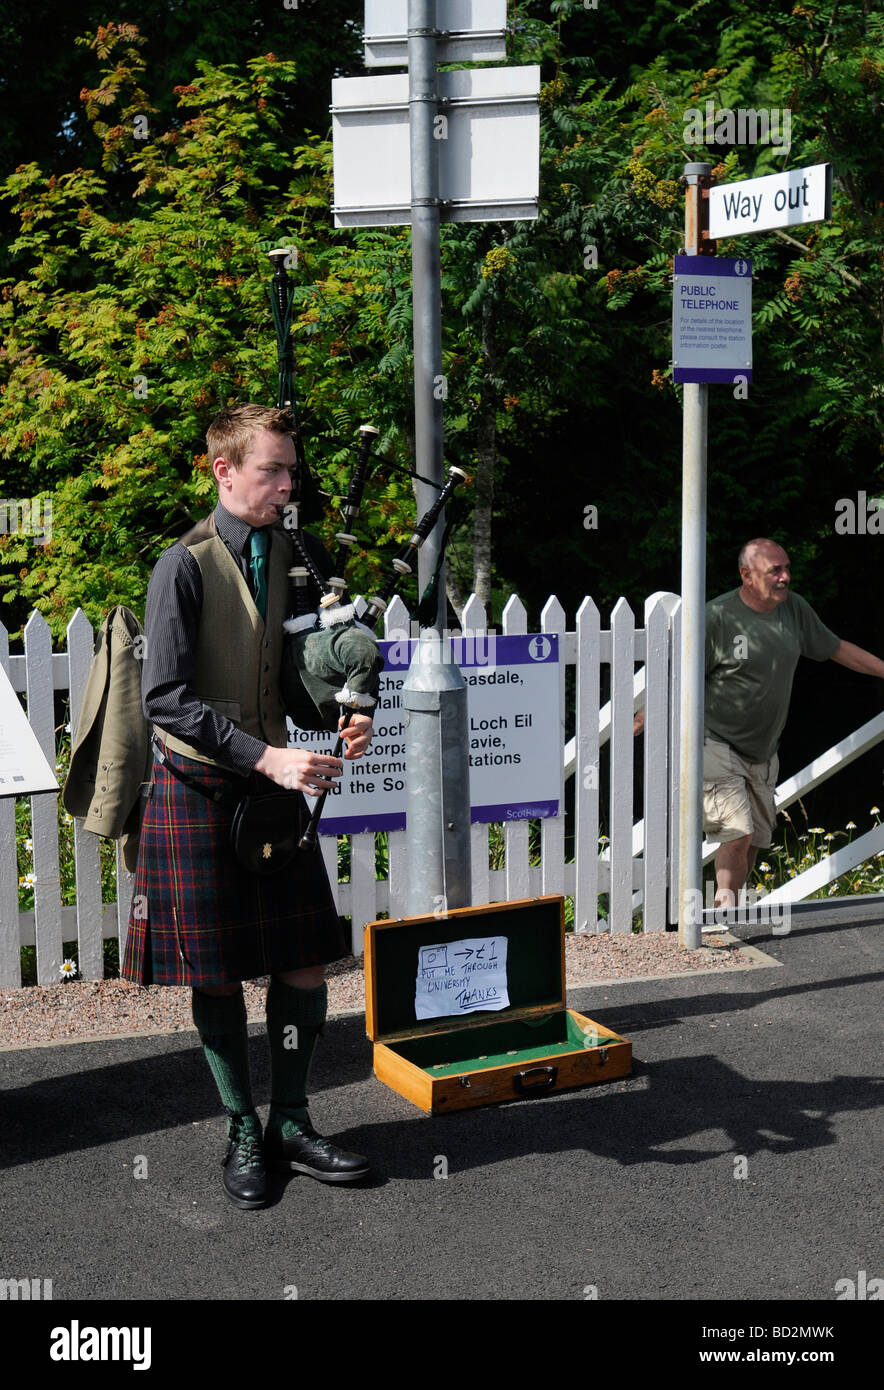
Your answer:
[672,255,753,384]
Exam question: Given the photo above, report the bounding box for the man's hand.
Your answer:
[633,708,645,737]
[254,745,343,796]
[338,712,374,760]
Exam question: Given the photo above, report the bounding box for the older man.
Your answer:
[123,404,374,1209]
[703,538,884,907]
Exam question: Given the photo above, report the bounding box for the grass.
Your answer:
[752,801,884,899]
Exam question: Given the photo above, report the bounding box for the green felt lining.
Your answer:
[390,1011,611,1077]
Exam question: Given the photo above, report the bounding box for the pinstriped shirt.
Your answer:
[141,501,331,774]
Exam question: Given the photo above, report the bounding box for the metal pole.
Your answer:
[403,1,471,915]
[677,161,712,950]
[408,0,446,630]
[403,631,472,915]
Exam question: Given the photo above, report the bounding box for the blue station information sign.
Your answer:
[287,633,561,835]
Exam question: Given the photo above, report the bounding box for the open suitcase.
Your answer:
[364,895,632,1113]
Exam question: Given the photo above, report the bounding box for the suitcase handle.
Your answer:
[513,1065,558,1095]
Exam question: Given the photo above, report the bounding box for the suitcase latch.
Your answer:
[598,1047,609,1065]
[458,1075,472,1088]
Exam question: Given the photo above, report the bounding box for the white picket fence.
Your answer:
[6,591,881,989]
[0,592,685,987]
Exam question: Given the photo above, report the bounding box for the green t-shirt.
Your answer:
[704,589,840,763]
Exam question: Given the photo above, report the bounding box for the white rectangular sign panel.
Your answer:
[287,632,560,834]
[0,665,58,797]
[331,66,540,226]
[365,0,507,66]
[672,255,753,384]
[709,163,832,239]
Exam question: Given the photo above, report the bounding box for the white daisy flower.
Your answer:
[25,838,33,853]
[19,872,36,888]
[60,959,78,980]
[846,822,856,830]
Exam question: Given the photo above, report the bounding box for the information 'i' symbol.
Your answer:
[528,636,551,661]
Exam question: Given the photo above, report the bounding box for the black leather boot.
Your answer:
[221,1111,267,1210]
[264,1118,370,1183]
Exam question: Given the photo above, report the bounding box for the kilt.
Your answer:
[122,745,348,987]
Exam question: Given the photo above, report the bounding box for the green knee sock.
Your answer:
[265,979,328,1137]
[191,988,260,1138]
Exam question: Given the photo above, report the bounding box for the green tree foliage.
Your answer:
[1,3,882,645]
[0,0,361,198]
[493,0,884,619]
[0,26,417,633]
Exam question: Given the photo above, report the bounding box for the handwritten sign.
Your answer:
[414,935,509,1020]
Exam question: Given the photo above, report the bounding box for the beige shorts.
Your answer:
[703,738,778,847]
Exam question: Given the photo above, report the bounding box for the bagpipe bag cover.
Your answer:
[281,619,385,732]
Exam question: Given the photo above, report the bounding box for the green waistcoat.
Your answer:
[154,515,289,767]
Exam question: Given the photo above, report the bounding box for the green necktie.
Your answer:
[249,528,269,619]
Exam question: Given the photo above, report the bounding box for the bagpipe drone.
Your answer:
[265,248,468,848]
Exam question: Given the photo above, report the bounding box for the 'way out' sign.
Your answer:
[709,163,832,239]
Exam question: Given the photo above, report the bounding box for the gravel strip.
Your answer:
[0,932,765,1049]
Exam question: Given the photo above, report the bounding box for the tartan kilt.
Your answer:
[122,745,348,987]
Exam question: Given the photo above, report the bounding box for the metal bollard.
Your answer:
[402,629,472,916]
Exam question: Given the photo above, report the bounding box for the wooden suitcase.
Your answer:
[363,895,632,1113]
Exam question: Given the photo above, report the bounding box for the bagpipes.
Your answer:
[265,248,469,848]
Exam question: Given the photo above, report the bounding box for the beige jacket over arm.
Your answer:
[62,606,151,871]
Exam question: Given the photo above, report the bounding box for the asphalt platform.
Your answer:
[1,905,881,1350]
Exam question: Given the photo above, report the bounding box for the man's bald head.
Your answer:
[737,538,791,612]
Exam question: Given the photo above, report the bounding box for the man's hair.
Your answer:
[206,404,297,470]
[738,537,784,572]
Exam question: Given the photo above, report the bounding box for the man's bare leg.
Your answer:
[278,965,326,989]
[714,834,754,908]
